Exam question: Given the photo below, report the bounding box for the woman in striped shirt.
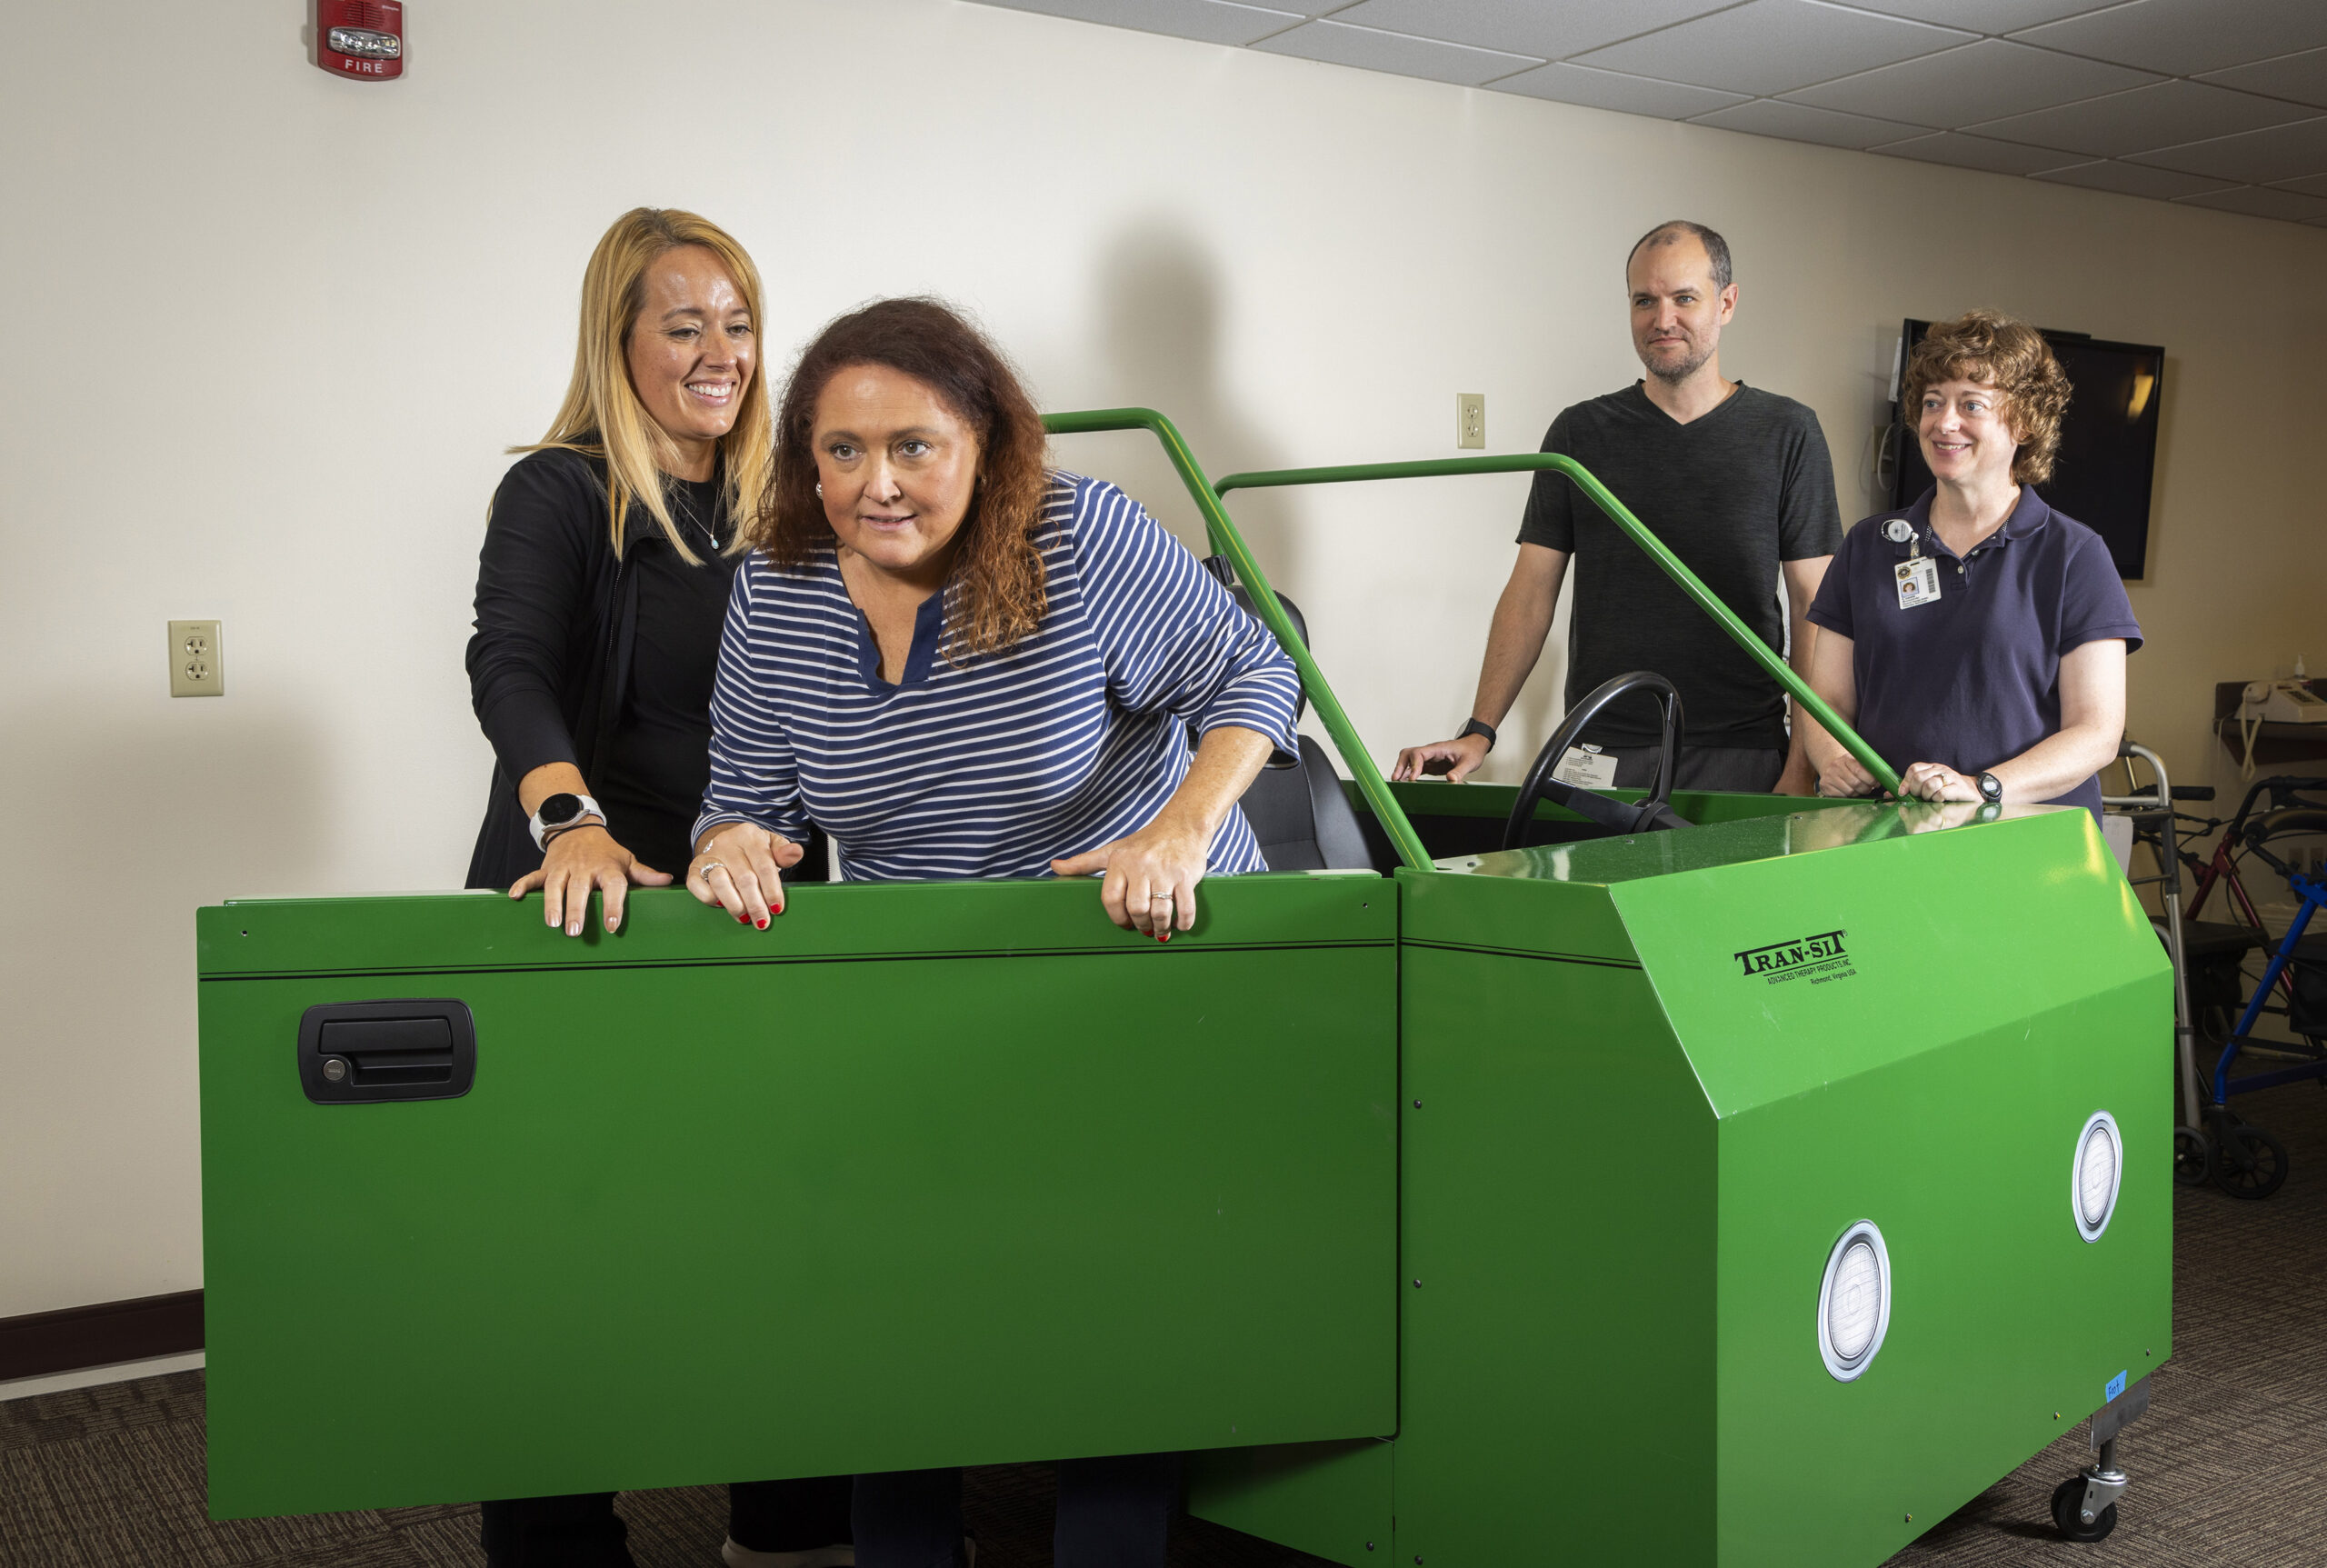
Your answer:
[688,297,1298,940]
[685,298,1298,1566]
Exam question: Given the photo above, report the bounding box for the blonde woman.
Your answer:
[466,205,774,927]
[462,207,853,1568]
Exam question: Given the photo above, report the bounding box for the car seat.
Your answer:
[1200,557,1375,873]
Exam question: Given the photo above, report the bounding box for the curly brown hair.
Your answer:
[1902,309,2072,485]
[752,297,1052,663]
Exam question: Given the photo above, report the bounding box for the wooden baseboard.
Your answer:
[0,1291,204,1382]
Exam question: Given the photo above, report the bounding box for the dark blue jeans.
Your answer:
[854,1453,1180,1568]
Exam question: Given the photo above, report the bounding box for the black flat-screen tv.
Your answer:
[1886,320,2163,580]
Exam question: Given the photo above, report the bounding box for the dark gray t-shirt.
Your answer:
[1518,383,1842,748]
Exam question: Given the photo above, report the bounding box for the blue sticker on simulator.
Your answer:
[2105,1370,2127,1403]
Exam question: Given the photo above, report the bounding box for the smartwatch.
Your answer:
[530,792,605,849]
[1976,771,2003,805]
[1458,717,1498,753]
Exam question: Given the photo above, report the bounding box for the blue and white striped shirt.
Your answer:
[694,472,1300,883]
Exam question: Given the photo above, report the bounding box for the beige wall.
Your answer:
[3,0,2322,1317]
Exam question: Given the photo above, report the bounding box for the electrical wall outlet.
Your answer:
[1456,392,1485,450]
[170,620,223,697]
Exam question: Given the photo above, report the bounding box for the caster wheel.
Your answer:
[2051,1476,2118,1543]
[2173,1126,2213,1187]
[2216,1123,2289,1200]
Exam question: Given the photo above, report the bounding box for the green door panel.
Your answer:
[198,875,1395,1519]
[200,871,1391,978]
[1393,944,1718,1566]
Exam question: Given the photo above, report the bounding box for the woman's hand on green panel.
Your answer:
[689,822,804,928]
[1051,814,1212,941]
[510,824,673,937]
[1899,761,1982,804]
[1051,724,1276,940]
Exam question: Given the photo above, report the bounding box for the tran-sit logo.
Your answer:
[1734,929,1853,984]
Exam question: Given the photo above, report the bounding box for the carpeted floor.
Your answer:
[5,1080,2322,1568]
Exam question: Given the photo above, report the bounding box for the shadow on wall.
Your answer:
[0,694,330,1309]
[1092,218,1302,610]
[2,694,334,927]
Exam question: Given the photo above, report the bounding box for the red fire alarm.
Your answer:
[315,1,404,80]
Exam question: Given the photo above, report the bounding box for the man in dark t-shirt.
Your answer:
[1395,221,1842,795]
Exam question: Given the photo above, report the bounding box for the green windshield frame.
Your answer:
[1212,453,1902,795]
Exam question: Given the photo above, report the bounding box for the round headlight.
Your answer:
[1816,1220,1891,1383]
[2072,1111,2123,1243]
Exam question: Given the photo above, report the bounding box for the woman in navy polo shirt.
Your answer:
[1803,310,2140,817]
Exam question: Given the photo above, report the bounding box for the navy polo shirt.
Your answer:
[1806,486,2141,817]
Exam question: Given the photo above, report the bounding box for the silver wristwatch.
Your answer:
[529,792,605,849]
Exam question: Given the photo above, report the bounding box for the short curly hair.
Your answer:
[1902,309,2072,485]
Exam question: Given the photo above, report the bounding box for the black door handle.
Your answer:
[298,1000,476,1104]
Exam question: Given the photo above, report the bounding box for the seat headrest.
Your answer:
[1231,582,1308,653]
[1202,555,1310,728]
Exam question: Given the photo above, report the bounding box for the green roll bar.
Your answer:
[1043,407,1436,872]
[1040,414,1905,874]
[1212,454,1903,797]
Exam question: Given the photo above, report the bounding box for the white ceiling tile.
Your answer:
[1494,61,1749,118]
[2012,0,2327,78]
[2172,184,2327,222]
[967,0,1303,48]
[1829,2,2120,30]
[1966,80,2314,157]
[1576,0,1973,98]
[2032,159,2244,198]
[1871,130,2083,173]
[1252,19,1543,85]
[1324,0,1734,60]
[2129,115,2327,184]
[2198,48,2327,111]
[1689,96,1936,149]
[1786,38,2156,124]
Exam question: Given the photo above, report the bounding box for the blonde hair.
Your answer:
[517,207,772,563]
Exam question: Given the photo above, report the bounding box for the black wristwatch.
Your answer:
[1458,717,1498,753]
[1976,771,2003,804]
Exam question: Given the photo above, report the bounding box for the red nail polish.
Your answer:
[756,918,769,930]
[736,914,749,924]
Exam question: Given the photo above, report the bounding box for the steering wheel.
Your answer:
[1501,671,1693,851]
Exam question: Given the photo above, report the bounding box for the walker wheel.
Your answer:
[2172,1126,2213,1187]
[2216,1123,2288,1200]
[2050,1477,2118,1543]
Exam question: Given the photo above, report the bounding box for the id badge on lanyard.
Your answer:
[1888,517,1941,609]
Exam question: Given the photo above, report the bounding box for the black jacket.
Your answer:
[463,449,640,890]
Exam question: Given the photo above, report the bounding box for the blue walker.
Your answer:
[2202,804,2327,1197]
